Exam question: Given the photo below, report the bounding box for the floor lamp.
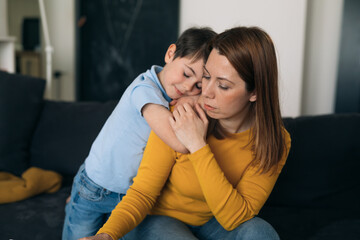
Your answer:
[38,0,53,99]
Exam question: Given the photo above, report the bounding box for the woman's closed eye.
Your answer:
[218,82,229,90]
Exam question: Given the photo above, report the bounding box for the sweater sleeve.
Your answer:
[97,131,175,240]
[188,136,291,231]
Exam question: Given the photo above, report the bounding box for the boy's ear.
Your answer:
[165,44,176,63]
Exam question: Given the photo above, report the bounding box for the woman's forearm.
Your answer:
[188,145,284,231]
[97,131,175,239]
[97,186,156,239]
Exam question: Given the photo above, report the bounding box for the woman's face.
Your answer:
[201,49,256,131]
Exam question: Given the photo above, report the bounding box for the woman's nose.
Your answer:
[202,81,215,99]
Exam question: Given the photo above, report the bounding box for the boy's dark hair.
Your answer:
[173,27,216,63]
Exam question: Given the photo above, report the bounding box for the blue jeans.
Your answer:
[123,215,280,240]
[62,164,125,240]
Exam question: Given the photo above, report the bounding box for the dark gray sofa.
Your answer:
[1,71,359,240]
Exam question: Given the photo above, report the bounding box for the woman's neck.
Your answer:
[219,108,254,133]
[219,114,253,134]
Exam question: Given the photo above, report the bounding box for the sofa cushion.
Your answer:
[30,100,117,176]
[260,205,360,240]
[267,114,360,209]
[0,71,45,175]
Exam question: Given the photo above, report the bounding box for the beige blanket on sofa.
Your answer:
[0,167,62,204]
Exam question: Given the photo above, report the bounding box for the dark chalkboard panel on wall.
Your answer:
[335,0,360,113]
[76,0,179,101]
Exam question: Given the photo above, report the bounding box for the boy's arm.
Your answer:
[142,103,189,153]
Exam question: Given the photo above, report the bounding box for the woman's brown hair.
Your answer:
[208,26,286,174]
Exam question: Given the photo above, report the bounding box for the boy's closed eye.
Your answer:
[183,72,190,78]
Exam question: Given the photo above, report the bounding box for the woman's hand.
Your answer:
[169,103,208,153]
[170,95,200,110]
[78,233,112,240]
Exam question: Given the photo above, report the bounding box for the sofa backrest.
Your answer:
[3,70,359,209]
[0,71,45,176]
[29,100,118,177]
[267,114,360,210]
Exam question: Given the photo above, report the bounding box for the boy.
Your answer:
[62,27,216,240]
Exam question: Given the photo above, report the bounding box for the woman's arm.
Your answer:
[188,145,290,230]
[95,131,175,240]
[170,103,291,230]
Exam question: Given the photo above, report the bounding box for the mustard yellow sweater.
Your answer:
[98,128,291,240]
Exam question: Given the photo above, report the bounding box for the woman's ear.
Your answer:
[164,44,177,63]
[249,92,257,102]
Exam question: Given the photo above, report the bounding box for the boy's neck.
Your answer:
[156,69,165,89]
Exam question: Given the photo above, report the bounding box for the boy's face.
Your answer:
[159,44,203,100]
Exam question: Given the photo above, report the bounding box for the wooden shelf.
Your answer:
[16,51,42,78]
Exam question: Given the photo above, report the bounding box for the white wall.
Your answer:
[0,0,8,36]
[43,0,75,101]
[302,0,344,115]
[6,0,343,112]
[7,0,39,50]
[180,0,308,117]
[7,0,76,101]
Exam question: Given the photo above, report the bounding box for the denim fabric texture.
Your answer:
[62,164,124,240]
[123,215,280,240]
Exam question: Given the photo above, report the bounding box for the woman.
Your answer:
[81,26,291,240]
